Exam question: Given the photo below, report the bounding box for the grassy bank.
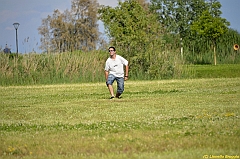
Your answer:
[0,78,239,158]
[188,64,240,78]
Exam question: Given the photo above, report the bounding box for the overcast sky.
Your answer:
[0,0,239,53]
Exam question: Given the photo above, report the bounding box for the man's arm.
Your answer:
[124,65,129,80]
[105,70,109,81]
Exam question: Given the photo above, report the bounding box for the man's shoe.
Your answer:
[110,96,115,99]
[116,92,121,99]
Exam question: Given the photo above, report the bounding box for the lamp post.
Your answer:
[13,22,20,56]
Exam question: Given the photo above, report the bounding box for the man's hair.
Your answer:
[109,46,115,51]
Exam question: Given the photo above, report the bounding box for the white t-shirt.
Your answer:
[104,55,128,77]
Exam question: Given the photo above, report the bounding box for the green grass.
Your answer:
[0,78,240,159]
[189,64,240,78]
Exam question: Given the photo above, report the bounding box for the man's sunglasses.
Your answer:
[109,50,115,52]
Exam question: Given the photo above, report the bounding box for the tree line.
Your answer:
[37,0,240,77]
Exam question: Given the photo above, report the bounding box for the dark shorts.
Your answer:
[106,74,124,94]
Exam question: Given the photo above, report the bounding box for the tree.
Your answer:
[98,0,163,74]
[191,1,230,65]
[38,0,99,53]
[38,15,53,53]
[71,0,99,51]
[150,0,207,35]
[150,0,208,57]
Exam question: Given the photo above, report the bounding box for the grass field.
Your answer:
[0,77,240,159]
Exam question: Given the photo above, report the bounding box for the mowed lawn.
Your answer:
[0,78,240,159]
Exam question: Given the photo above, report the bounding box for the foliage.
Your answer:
[149,0,237,65]
[191,1,230,65]
[191,11,229,42]
[98,0,182,79]
[150,0,207,39]
[38,0,99,53]
[181,28,240,65]
[1,78,239,158]
[217,29,240,63]
[99,0,159,49]
[149,0,209,64]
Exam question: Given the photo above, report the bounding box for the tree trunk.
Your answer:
[212,40,217,65]
[214,44,216,65]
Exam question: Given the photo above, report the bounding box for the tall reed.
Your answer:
[182,29,240,64]
[0,51,107,86]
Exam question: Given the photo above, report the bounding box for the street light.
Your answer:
[13,22,20,56]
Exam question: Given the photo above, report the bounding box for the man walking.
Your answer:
[105,47,129,99]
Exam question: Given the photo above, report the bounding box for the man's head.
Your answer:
[109,46,116,51]
[109,46,116,57]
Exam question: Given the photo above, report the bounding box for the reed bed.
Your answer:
[0,49,240,86]
[0,51,107,86]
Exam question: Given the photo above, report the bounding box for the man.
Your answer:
[104,46,129,99]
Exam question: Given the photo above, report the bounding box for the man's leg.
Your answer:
[106,74,116,98]
[108,84,115,97]
[116,77,124,98]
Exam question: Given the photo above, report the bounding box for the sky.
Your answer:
[0,0,239,53]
